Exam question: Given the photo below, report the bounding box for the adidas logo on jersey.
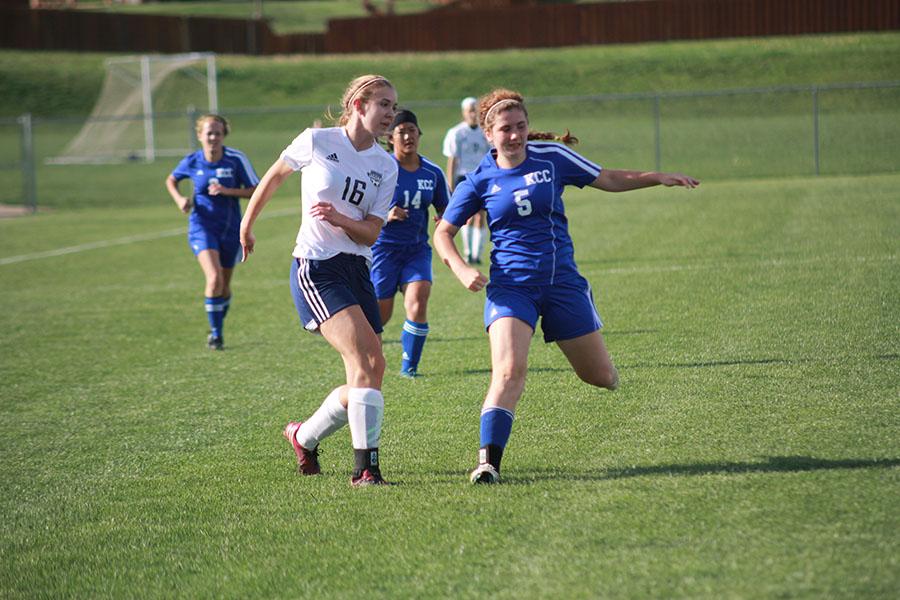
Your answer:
[326,153,339,162]
[490,183,502,193]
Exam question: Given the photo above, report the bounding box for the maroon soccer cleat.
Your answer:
[283,421,321,475]
[350,468,391,487]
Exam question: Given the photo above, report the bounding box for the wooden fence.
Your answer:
[1,0,898,55]
[0,7,324,54]
[326,0,900,53]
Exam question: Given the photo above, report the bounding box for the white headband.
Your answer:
[348,77,390,106]
[484,98,522,124]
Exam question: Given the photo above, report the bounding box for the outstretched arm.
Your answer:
[433,219,488,292]
[239,159,294,262]
[591,169,699,192]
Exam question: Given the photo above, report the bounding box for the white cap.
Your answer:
[461,97,477,110]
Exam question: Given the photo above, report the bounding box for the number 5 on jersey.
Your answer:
[513,189,532,216]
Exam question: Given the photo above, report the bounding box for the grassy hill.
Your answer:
[1,32,899,118]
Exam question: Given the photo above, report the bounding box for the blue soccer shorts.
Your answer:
[289,254,383,334]
[370,243,433,300]
[188,221,241,268]
[484,275,603,343]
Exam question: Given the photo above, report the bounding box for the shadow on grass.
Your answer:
[503,456,900,484]
[383,336,483,346]
[625,357,811,369]
[626,353,898,368]
[461,367,571,376]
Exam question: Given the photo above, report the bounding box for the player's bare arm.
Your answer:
[165,174,192,213]
[208,182,257,198]
[240,159,294,261]
[310,204,384,247]
[591,169,699,192]
[433,220,488,292]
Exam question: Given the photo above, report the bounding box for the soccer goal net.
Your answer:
[49,53,218,164]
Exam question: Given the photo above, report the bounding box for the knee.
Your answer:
[579,365,619,391]
[404,294,428,322]
[205,270,224,291]
[491,364,527,393]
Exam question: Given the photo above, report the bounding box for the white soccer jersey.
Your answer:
[280,127,398,262]
[442,121,491,179]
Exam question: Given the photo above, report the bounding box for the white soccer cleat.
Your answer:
[469,463,500,484]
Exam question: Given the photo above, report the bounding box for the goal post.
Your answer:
[48,53,218,165]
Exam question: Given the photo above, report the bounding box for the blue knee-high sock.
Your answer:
[400,320,429,373]
[479,407,514,470]
[222,295,231,320]
[205,296,225,338]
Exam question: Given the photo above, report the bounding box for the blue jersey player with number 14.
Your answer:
[371,109,450,378]
[434,89,699,484]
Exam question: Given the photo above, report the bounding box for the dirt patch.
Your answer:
[0,204,39,218]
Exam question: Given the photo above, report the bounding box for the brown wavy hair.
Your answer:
[195,114,230,136]
[327,74,395,126]
[478,88,578,146]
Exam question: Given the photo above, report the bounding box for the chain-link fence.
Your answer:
[1,81,898,211]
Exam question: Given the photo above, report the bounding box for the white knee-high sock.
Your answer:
[347,387,384,449]
[460,225,472,260]
[295,387,348,449]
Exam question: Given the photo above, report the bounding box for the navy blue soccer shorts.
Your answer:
[188,221,241,269]
[370,243,433,300]
[289,254,383,334]
[484,275,603,343]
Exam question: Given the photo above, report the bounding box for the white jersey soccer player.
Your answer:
[443,97,491,265]
[281,126,397,264]
[240,75,400,487]
[442,119,491,185]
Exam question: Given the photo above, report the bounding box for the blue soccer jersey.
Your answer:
[374,155,450,248]
[443,141,601,286]
[171,146,259,233]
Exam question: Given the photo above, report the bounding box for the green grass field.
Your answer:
[1,172,898,598]
[1,32,899,598]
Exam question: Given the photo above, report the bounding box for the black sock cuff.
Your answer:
[479,444,504,471]
[353,448,380,477]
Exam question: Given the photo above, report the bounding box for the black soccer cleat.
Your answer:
[469,463,500,484]
[207,333,224,351]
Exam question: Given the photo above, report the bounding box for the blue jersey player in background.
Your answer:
[165,114,259,350]
[434,89,699,484]
[371,110,450,377]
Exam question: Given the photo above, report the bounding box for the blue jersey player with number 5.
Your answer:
[371,110,450,378]
[433,89,699,484]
